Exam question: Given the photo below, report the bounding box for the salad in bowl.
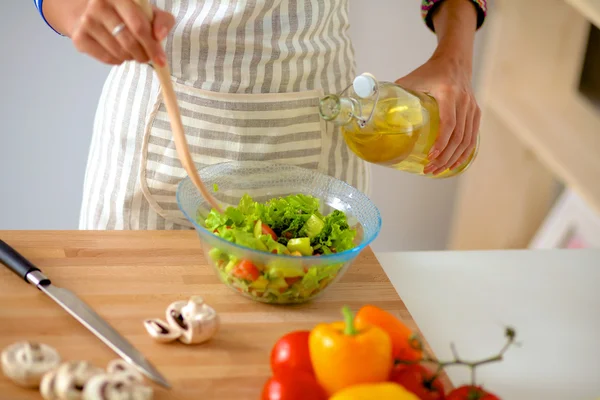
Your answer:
[176,161,381,304]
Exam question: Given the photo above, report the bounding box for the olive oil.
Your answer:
[319,73,478,178]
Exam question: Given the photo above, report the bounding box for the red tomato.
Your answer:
[284,277,301,286]
[232,260,260,281]
[390,364,445,400]
[446,386,500,400]
[262,224,278,240]
[261,373,327,400]
[270,331,313,377]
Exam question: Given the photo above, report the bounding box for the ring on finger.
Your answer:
[111,23,126,37]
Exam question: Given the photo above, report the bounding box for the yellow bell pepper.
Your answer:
[329,382,419,400]
[309,306,393,396]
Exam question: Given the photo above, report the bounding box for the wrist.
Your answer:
[430,0,477,77]
[42,0,88,37]
[431,43,473,77]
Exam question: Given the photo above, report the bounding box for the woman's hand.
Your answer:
[396,0,481,175]
[68,0,175,66]
[395,55,480,175]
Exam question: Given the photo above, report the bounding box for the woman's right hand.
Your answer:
[69,0,175,66]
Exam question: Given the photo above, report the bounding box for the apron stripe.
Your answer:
[196,1,222,87]
[319,1,335,95]
[210,0,237,92]
[174,93,319,111]
[149,124,321,144]
[279,0,295,92]
[97,63,136,229]
[227,2,254,93]
[305,1,325,90]
[293,0,313,93]
[79,68,114,229]
[88,65,125,229]
[106,63,141,229]
[125,66,155,229]
[261,1,282,93]
[246,0,276,94]
[181,4,205,81]
[169,0,189,81]
[232,1,263,93]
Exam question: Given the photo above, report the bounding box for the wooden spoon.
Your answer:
[133,0,222,213]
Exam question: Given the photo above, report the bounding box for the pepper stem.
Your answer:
[342,306,357,335]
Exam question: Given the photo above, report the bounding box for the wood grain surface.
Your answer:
[0,231,430,400]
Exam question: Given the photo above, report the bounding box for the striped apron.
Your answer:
[79,0,369,230]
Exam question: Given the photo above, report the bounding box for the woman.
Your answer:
[35,0,486,230]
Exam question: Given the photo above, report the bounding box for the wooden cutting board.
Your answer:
[0,231,430,400]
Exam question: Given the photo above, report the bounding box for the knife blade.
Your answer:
[0,239,171,388]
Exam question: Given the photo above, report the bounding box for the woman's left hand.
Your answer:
[395,55,480,175]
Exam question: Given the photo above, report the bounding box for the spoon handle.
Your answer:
[133,0,222,213]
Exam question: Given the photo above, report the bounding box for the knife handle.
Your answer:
[0,240,43,282]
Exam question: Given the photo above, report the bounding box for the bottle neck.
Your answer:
[318,94,357,126]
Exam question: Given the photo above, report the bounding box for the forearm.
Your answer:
[40,0,88,37]
[430,0,478,76]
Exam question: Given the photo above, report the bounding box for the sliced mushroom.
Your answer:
[106,359,144,384]
[82,373,153,400]
[1,341,61,388]
[143,318,181,343]
[53,360,104,400]
[40,369,61,400]
[166,296,220,345]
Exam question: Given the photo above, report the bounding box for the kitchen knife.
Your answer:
[0,239,171,388]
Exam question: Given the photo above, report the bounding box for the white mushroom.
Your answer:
[106,359,144,384]
[166,296,220,345]
[40,369,61,400]
[53,360,104,400]
[142,318,181,343]
[1,341,61,388]
[82,373,153,400]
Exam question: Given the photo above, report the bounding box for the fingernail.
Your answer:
[158,26,168,40]
[432,168,445,176]
[423,165,435,174]
[428,149,440,160]
[155,53,166,67]
[450,161,460,170]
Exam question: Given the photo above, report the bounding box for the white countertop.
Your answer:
[377,249,600,400]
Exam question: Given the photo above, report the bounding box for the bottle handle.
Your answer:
[338,73,380,128]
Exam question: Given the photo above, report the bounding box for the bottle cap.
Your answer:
[353,73,377,98]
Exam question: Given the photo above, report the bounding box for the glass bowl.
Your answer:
[176,161,382,304]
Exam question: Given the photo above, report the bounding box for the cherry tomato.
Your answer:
[262,224,278,240]
[270,331,313,377]
[446,385,500,400]
[232,260,260,281]
[389,364,445,400]
[261,373,327,400]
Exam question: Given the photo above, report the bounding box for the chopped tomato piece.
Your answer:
[285,277,301,286]
[261,224,278,241]
[232,260,260,281]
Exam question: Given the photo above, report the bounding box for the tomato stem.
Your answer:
[397,327,518,386]
[342,306,357,336]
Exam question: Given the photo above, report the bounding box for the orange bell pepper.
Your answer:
[354,305,422,362]
[308,306,393,395]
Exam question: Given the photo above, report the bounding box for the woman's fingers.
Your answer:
[451,105,481,169]
[152,7,176,41]
[112,0,167,66]
[445,99,476,171]
[80,15,130,62]
[426,91,456,162]
[70,0,172,66]
[72,32,121,65]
